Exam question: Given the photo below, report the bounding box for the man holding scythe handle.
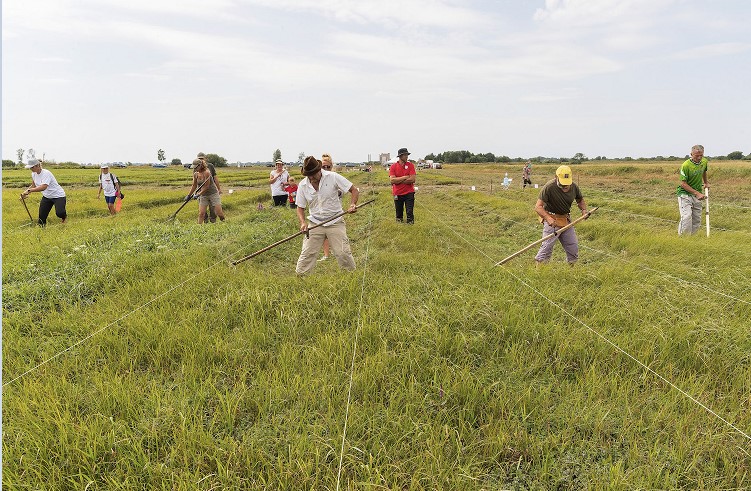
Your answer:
[295,156,359,274]
[534,165,589,265]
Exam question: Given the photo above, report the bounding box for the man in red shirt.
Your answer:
[389,147,417,223]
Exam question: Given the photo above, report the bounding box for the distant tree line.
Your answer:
[424,150,751,163]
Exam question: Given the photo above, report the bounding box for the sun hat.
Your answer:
[100,163,109,168]
[191,158,204,169]
[302,156,321,176]
[555,165,573,185]
[197,152,206,158]
[275,159,284,165]
[25,158,40,169]
[397,148,410,156]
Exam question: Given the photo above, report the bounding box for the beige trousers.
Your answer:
[295,221,355,274]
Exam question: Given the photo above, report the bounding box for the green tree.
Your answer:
[3,159,16,168]
[727,151,744,160]
[273,149,282,162]
[205,153,228,167]
[171,158,182,166]
[157,149,166,163]
[572,152,587,162]
[17,148,24,165]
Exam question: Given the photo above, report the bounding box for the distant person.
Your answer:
[284,176,298,209]
[534,165,589,265]
[197,152,220,223]
[295,156,359,274]
[269,159,290,206]
[21,158,67,226]
[97,163,121,215]
[389,147,416,223]
[677,144,709,235]
[186,158,225,224]
[502,172,510,190]
[522,161,532,188]
[320,153,340,261]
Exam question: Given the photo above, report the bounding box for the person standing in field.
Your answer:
[534,165,589,265]
[295,156,359,274]
[197,152,220,223]
[319,153,339,261]
[522,161,532,188]
[186,158,225,224]
[389,147,416,223]
[97,163,121,215]
[284,176,298,209]
[21,158,67,226]
[677,144,709,235]
[269,159,290,206]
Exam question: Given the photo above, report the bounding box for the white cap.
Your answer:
[25,158,40,169]
[100,163,109,168]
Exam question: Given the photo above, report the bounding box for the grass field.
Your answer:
[3,162,750,489]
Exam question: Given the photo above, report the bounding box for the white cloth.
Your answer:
[32,169,65,198]
[99,172,119,197]
[296,170,353,227]
[270,169,290,196]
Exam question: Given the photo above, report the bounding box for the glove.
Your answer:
[184,194,192,202]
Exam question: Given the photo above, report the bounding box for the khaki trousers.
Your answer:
[295,221,356,274]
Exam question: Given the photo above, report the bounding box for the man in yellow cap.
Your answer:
[533,165,588,264]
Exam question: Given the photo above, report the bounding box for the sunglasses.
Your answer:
[322,165,332,170]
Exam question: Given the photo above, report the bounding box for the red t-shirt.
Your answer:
[284,183,298,203]
[389,161,416,196]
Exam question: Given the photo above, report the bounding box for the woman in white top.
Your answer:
[20,159,67,226]
[97,163,121,215]
[269,159,290,206]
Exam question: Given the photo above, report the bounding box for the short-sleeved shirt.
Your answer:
[389,161,416,196]
[296,170,353,227]
[270,169,290,197]
[538,179,583,215]
[284,183,298,204]
[32,169,66,199]
[676,157,708,196]
[99,173,119,197]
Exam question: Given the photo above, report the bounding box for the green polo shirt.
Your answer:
[676,157,708,196]
[538,179,583,215]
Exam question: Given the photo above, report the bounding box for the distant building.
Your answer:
[379,153,390,165]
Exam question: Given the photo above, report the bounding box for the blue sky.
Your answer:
[3,0,749,164]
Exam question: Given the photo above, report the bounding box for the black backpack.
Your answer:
[108,173,124,199]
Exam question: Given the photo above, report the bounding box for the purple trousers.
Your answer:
[534,222,579,263]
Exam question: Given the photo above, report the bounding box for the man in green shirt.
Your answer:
[534,165,589,264]
[676,145,709,235]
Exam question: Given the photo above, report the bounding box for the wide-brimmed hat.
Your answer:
[397,147,410,156]
[25,158,40,169]
[302,156,321,176]
[275,159,284,166]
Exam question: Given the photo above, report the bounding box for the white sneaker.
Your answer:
[318,256,329,262]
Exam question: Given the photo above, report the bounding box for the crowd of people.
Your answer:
[18,144,709,270]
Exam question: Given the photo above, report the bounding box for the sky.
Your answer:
[2,0,750,164]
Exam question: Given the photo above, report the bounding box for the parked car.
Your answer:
[114,162,127,168]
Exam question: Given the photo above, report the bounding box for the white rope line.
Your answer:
[336,202,376,491]
[445,193,751,305]
[2,218,291,389]
[424,204,751,443]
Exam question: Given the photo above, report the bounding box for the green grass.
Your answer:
[3,162,751,489]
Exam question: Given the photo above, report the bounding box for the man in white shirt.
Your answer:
[295,156,359,274]
[21,159,67,226]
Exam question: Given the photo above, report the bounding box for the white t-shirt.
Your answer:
[32,169,66,199]
[99,172,119,197]
[270,169,290,197]
[296,170,353,227]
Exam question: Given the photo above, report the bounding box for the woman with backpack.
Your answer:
[97,163,121,215]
